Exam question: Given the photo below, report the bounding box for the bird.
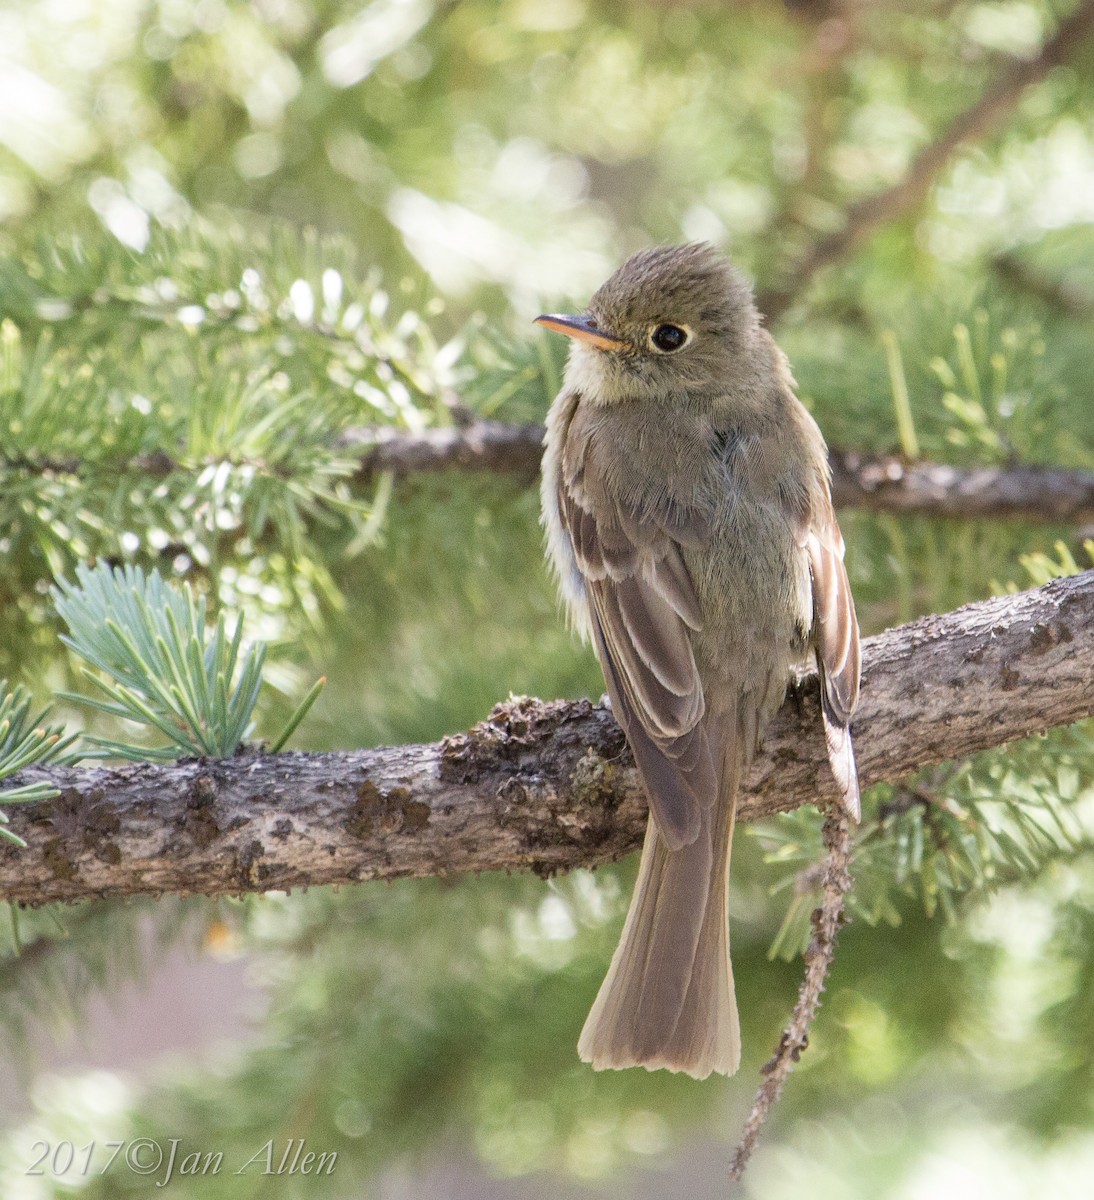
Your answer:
[536,243,860,1080]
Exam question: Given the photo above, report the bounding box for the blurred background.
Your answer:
[1,0,1094,1196]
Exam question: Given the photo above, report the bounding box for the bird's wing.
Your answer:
[805,491,862,818]
[558,406,716,851]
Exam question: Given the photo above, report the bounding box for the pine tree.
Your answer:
[2,1,1094,1196]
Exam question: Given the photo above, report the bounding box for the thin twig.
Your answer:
[992,253,1094,319]
[756,0,1094,320]
[729,805,853,1184]
[762,5,858,247]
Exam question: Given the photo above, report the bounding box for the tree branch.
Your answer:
[756,0,1094,320]
[7,421,1094,526]
[826,450,1094,523]
[343,421,546,483]
[992,253,1094,319]
[2,571,1093,906]
[348,422,1094,525]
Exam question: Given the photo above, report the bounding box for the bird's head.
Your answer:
[536,243,761,405]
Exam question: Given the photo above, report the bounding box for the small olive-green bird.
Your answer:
[536,243,860,1080]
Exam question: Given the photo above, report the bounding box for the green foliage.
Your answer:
[764,534,1094,962]
[2,0,1094,1196]
[0,682,79,846]
[1017,537,1094,588]
[53,562,322,759]
[761,724,1094,961]
[0,220,552,687]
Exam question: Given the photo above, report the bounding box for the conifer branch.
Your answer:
[755,0,1094,320]
[6,426,1094,524]
[2,571,1093,906]
[343,420,546,482]
[826,451,1094,523]
[10,424,1094,525]
[349,424,1094,526]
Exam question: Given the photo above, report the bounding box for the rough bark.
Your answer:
[2,571,1093,907]
[349,421,1094,525]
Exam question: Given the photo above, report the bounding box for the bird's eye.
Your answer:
[650,323,690,353]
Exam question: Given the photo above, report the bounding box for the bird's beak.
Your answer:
[534,313,628,352]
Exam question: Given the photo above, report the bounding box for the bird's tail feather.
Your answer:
[577,727,743,1080]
